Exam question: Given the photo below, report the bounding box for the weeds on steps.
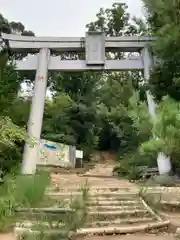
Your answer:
[0,171,50,232]
[138,187,162,213]
[139,184,180,213]
[18,181,90,240]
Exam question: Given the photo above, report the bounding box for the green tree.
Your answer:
[86,3,148,37]
[0,12,35,81]
[142,0,180,100]
[86,3,130,35]
[0,50,25,175]
[96,74,138,152]
[43,91,100,158]
[47,3,148,157]
[0,13,34,36]
[0,13,34,175]
[0,4,150,168]
[0,14,11,33]
[85,3,147,152]
[42,94,76,145]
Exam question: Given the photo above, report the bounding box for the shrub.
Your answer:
[12,171,50,207]
[139,97,180,172]
[152,174,176,187]
[0,117,26,176]
[0,194,16,232]
[114,151,157,180]
[0,171,50,232]
[20,184,89,240]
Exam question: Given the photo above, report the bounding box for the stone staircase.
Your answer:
[14,164,170,238]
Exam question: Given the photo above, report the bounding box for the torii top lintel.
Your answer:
[1,32,155,53]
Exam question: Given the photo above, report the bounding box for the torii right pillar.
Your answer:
[141,46,171,174]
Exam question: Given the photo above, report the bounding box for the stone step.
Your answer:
[16,208,151,223]
[88,209,148,216]
[61,197,142,205]
[90,195,140,201]
[51,198,141,207]
[15,221,65,228]
[85,217,156,227]
[87,197,140,203]
[46,191,138,199]
[86,209,150,221]
[80,174,115,179]
[16,206,147,215]
[15,207,74,214]
[146,187,180,192]
[88,200,142,206]
[76,221,170,235]
[87,205,144,211]
[51,178,131,184]
[47,186,136,192]
[14,220,170,237]
[15,217,155,230]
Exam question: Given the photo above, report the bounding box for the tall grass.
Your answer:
[20,183,90,240]
[0,171,50,232]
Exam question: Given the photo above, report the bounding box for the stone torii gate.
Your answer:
[1,32,171,175]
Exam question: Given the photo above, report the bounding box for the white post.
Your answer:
[21,48,50,175]
[141,47,171,174]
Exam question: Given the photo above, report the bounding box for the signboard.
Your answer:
[38,139,70,167]
[85,32,105,65]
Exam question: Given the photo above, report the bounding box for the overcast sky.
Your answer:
[0,0,143,37]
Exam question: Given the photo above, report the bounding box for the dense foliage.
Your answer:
[0,48,26,175]
[143,0,180,101]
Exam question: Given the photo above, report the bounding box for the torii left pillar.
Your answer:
[21,48,50,175]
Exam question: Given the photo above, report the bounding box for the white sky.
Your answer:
[0,0,143,37]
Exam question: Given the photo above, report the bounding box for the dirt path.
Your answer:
[50,163,176,240]
[0,233,15,240]
[1,161,176,240]
[51,162,138,191]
